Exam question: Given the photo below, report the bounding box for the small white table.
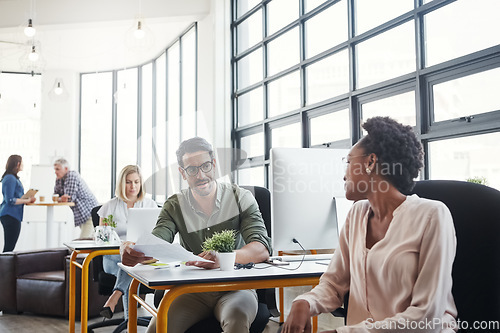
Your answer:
[64,240,120,333]
[27,202,75,247]
[119,259,329,333]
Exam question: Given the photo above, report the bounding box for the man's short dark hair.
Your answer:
[176,137,214,167]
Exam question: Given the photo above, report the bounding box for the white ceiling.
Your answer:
[0,0,211,73]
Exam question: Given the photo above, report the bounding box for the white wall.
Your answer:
[196,0,232,149]
[40,71,80,166]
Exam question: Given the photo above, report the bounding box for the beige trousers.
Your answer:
[79,217,94,238]
[146,290,258,333]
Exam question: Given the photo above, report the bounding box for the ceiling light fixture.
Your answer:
[24,19,36,37]
[49,78,68,101]
[125,0,154,50]
[134,21,146,39]
[54,81,63,95]
[28,45,39,62]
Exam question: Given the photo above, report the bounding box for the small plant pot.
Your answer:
[217,252,236,271]
[94,226,120,244]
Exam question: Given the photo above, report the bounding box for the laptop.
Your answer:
[126,207,162,242]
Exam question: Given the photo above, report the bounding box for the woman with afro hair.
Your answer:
[282,117,458,333]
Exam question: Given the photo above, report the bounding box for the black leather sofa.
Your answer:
[0,247,108,319]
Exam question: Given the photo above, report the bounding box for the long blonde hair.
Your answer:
[116,165,145,202]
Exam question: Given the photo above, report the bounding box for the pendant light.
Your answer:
[28,45,39,62]
[48,78,68,101]
[134,21,146,39]
[24,19,36,37]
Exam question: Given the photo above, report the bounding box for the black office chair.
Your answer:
[155,185,279,333]
[87,205,151,333]
[333,180,500,331]
[408,180,500,330]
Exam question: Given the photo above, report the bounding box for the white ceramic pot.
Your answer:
[217,252,236,271]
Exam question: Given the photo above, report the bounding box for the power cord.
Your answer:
[255,238,307,271]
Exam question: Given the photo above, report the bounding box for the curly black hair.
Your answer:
[358,116,424,192]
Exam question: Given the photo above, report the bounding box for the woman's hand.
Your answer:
[18,197,36,205]
[185,250,219,269]
[281,300,312,333]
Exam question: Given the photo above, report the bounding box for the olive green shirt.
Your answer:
[152,182,272,256]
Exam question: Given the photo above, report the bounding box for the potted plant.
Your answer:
[466,176,488,186]
[202,230,236,271]
[94,214,120,244]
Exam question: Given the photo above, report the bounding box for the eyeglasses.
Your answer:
[234,262,254,270]
[182,161,214,177]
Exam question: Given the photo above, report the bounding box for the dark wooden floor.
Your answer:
[0,309,281,333]
[0,286,342,332]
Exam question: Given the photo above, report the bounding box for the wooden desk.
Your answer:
[119,260,327,333]
[28,201,74,247]
[64,241,120,333]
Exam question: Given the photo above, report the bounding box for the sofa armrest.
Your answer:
[0,252,17,312]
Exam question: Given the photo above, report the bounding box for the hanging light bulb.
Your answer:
[24,19,36,37]
[133,20,146,39]
[28,45,39,62]
[48,78,68,101]
[54,81,63,95]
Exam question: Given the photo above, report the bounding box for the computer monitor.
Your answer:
[270,147,351,253]
[126,207,162,242]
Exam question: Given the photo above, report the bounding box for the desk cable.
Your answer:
[252,238,307,271]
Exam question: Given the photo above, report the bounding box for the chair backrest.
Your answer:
[241,185,272,238]
[91,205,102,227]
[90,205,104,284]
[407,180,500,324]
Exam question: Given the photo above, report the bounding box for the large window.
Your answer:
[231,0,500,190]
[80,24,198,202]
[115,68,138,175]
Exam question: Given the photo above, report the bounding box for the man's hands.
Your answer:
[60,194,71,202]
[185,250,219,269]
[185,241,269,270]
[120,241,153,267]
[281,300,312,333]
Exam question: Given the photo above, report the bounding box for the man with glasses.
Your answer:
[121,137,272,333]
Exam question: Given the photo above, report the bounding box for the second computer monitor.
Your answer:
[270,147,351,253]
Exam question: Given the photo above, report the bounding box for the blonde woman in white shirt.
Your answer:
[98,165,157,319]
[282,117,458,333]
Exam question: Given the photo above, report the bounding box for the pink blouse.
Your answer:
[295,195,458,332]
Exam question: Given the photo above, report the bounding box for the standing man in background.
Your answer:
[53,158,98,238]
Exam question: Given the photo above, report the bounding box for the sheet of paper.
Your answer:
[133,233,213,263]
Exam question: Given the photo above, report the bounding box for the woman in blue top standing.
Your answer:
[0,155,36,252]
